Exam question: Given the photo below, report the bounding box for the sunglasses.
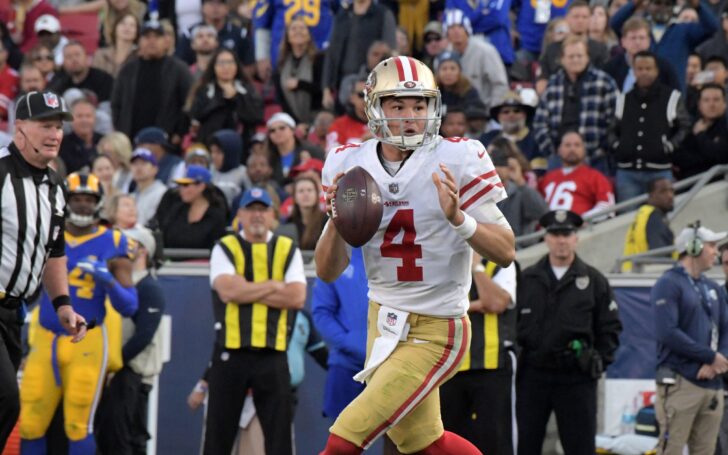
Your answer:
[34,55,54,62]
[424,35,441,44]
[500,108,523,115]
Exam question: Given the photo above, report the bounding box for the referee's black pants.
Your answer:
[203,346,292,455]
[440,357,516,455]
[516,364,596,455]
[0,306,22,451]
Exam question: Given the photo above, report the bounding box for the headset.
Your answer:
[686,220,703,257]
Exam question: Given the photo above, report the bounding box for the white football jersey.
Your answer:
[322,136,507,317]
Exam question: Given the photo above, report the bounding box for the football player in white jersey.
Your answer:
[315,56,515,455]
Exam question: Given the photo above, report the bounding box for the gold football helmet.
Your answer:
[66,172,104,227]
[364,56,442,150]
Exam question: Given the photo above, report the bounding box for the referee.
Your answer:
[0,91,87,450]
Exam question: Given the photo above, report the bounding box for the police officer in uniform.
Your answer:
[516,210,622,455]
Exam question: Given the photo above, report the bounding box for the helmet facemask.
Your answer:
[364,57,443,151]
[65,173,104,228]
[366,92,442,150]
[67,193,104,227]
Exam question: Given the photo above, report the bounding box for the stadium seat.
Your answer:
[59,12,99,56]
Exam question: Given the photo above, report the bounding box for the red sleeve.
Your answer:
[593,170,615,206]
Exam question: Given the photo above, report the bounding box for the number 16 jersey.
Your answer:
[322,137,507,318]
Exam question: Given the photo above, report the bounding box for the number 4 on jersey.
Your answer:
[380,209,423,281]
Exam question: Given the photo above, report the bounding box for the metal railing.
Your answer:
[515,164,728,248]
[607,164,728,272]
[162,247,316,263]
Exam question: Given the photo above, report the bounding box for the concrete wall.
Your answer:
[516,180,728,271]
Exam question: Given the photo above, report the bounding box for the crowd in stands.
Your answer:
[0,0,726,258]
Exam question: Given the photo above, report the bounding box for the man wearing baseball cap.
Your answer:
[34,14,67,66]
[204,186,306,454]
[134,127,185,185]
[517,209,621,453]
[0,90,87,451]
[652,222,728,454]
[130,148,168,227]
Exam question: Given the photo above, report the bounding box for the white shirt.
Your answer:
[134,180,167,227]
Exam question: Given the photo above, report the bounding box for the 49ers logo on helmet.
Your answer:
[403,81,416,89]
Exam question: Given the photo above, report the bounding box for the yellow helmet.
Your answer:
[364,56,442,150]
[66,172,104,227]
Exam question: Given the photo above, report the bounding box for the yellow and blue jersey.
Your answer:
[39,226,132,334]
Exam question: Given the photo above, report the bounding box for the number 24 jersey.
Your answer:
[322,137,507,318]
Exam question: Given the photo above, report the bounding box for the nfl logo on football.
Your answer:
[386,312,397,326]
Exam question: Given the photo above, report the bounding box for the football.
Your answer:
[332,166,383,247]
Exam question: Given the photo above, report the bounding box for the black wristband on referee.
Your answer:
[52,295,71,311]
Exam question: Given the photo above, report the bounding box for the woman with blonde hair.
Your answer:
[98,131,134,193]
[92,154,118,206]
[92,12,139,77]
[106,193,139,229]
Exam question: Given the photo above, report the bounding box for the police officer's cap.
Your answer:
[540,210,583,234]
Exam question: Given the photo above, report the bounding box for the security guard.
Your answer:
[205,187,307,455]
[440,252,518,454]
[516,210,622,455]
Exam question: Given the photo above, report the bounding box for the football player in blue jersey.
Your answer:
[20,173,138,455]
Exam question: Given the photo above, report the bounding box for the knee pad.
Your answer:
[20,366,52,439]
[64,367,100,441]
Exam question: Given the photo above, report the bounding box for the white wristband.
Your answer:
[450,211,477,240]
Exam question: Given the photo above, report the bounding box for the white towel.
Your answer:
[353,306,410,383]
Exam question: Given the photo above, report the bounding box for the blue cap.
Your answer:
[134,127,169,147]
[174,165,211,185]
[239,187,272,208]
[434,50,461,70]
[130,147,158,166]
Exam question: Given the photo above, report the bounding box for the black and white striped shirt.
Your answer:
[0,143,66,300]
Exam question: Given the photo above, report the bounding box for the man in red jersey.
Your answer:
[539,130,615,218]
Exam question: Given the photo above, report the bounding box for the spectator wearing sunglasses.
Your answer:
[155,165,228,251]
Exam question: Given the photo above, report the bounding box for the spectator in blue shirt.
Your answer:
[651,223,728,453]
[311,247,369,419]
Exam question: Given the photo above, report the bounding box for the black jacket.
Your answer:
[322,2,397,91]
[608,82,690,170]
[517,255,622,374]
[188,79,264,146]
[112,56,192,138]
[674,116,728,179]
[59,131,102,174]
